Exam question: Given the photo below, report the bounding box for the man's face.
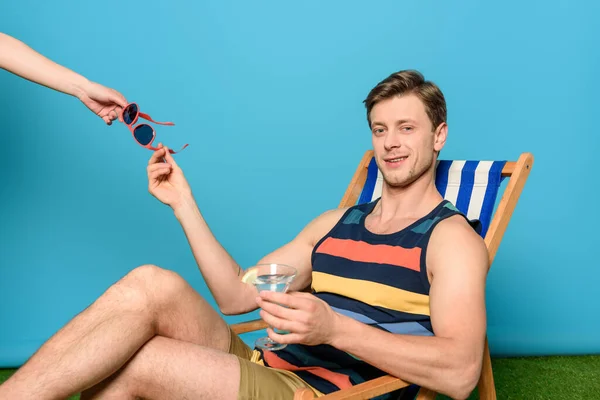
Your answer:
[369,94,446,188]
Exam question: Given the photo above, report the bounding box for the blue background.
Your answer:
[1,0,598,367]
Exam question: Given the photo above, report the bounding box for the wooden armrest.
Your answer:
[230,319,268,334]
[294,374,411,400]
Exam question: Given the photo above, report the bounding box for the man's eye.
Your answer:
[373,128,385,134]
[402,126,413,132]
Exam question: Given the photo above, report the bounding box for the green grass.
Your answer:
[467,355,600,400]
[1,355,599,399]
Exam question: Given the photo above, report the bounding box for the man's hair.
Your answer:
[363,70,447,130]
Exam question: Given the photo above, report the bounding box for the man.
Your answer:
[0,70,489,400]
[0,32,127,125]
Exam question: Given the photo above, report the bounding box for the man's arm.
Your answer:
[149,146,347,316]
[174,197,346,315]
[328,215,489,399]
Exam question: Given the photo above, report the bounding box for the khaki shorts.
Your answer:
[228,327,323,400]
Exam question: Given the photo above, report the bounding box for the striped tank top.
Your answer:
[257,198,478,397]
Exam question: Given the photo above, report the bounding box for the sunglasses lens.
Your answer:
[123,104,138,125]
[134,125,154,145]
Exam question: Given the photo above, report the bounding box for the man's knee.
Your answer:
[104,264,185,311]
[125,264,171,286]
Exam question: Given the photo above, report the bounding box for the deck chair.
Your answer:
[231,150,534,400]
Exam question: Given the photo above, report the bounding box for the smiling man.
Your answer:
[0,70,489,400]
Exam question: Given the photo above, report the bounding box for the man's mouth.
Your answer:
[385,156,408,163]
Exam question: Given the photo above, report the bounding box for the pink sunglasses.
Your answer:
[121,102,188,154]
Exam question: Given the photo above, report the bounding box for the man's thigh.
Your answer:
[112,335,239,400]
[237,357,322,400]
[113,332,319,400]
[115,265,232,352]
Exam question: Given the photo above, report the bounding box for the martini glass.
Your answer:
[248,263,297,351]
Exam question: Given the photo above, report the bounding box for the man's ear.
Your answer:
[434,122,448,152]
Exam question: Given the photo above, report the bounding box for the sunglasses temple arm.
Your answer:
[169,143,189,154]
[147,143,189,154]
[139,112,175,126]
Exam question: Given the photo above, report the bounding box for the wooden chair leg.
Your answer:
[415,388,437,400]
[477,337,496,400]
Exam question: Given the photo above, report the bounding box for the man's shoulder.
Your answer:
[310,207,351,231]
[431,214,486,248]
[428,214,489,272]
[317,206,352,222]
[301,206,352,246]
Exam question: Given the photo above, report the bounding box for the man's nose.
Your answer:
[384,131,402,150]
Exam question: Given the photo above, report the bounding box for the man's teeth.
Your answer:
[389,157,407,162]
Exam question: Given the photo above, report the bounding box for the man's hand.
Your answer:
[147,144,193,209]
[256,291,342,346]
[75,80,128,125]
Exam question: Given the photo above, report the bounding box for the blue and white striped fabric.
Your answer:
[357,157,507,237]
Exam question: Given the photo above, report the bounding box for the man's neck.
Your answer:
[374,173,443,223]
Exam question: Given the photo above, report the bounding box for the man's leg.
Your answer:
[80,335,321,400]
[79,336,241,400]
[0,264,232,400]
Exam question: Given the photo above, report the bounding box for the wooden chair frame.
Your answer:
[231,151,534,400]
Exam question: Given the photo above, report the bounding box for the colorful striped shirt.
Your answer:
[256,198,477,397]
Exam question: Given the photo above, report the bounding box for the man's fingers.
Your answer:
[149,168,171,181]
[260,311,303,334]
[163,146,179,168]
[147,159,172,180]
[259,310,285,330]
[148,147,167,165]
[259,291,310,310]
[288,292,315,298]
[147,163,172,173]
[257,297,303,320]
[266,328,302,345]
